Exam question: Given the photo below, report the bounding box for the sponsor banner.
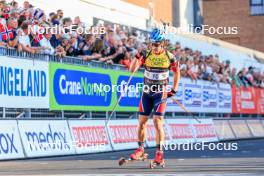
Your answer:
[0,120,24,160]
[0,56,49,108]
[107,119,138,150]
[116,75,142,107]
[202,82,218,112]
[191,119,218,142]
[167,78,231,113]
[229,120,252,139]
[146,120,171,147]
[246,120,264,137]
[49,63,143,111]
[18,120,75,157]
[257,88,264,114]
[184,83,203,111]
[165,119,195,144]
[68,120,112,154]
[213,120,236,140]
[166,82,184,112]
[232,86,258,114]
[218,83,232,113]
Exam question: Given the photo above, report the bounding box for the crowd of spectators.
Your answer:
[0,0,263,88]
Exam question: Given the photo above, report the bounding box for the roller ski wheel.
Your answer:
[150,160,165,169]
[118,153,148,166]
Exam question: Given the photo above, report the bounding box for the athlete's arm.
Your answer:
[129,51,146,72]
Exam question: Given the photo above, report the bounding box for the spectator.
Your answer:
[39,28,54,55]
[56,9,63,21]
[23,1,30,11]
[81,38,103,61]
[79,34,94,56]
[17,21,43,54]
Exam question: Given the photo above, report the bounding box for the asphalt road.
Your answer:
[0,139,264,176]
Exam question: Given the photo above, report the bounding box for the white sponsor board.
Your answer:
[166,82,184,112]
[167,78,231,113]
[18,120,75,157]
[165,119,195,144]
[246,120,264,137]
[145,120,171,147]
[191,119,218,142]
[0,56,49,108]
[202,82,218,112]
[68,120,112,154]
[184,82,203,112]
[218,83,232,113]
[0,120,24,160]
[213,120,236,140]
[107,119,138,150]
[229,120,252,139]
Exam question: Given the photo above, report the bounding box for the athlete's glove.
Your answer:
[135,50,146,65]
[167,89,177,98]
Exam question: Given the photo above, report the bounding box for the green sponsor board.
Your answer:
[49,62,143,111]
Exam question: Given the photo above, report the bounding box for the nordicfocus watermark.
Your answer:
[162,141,238,151]
[27,141,106,151]
[153,21,239,35]
[28,24,106,35]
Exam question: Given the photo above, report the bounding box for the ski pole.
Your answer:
[155,96,201,123]
[106,63,139,125]
[171,97,201,123]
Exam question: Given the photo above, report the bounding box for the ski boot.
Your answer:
[150,150,165,169]
[119,147,148,166]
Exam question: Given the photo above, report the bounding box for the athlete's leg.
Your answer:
[153,115,165,150]
[138,115,148,147]
[130,92,153,160]
[152,91,167,163]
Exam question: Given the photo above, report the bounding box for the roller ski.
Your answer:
[118,147,148,166]
[150,150,165,169]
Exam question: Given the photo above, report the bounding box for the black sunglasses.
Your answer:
[152,42,161,47]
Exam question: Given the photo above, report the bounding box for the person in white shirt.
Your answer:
[39,29,55,55]
[17,21,44,54]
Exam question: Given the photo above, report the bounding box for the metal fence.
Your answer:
[0,47,263,119]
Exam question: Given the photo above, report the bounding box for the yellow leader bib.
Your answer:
[144,51,170,69]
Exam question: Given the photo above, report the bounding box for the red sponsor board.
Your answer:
[72,126,109,146]
[232,86,258,114]
[109,125,138,143]
[232,86,264,114]
[193,124,217,138]
[257,88,264,114]
[169,124,193,139]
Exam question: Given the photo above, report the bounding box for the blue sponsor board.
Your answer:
[116,76,143,107]
[53,69,112,107]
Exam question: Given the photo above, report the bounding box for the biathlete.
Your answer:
[128,28,181,167]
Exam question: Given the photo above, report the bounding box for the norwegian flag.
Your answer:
[0,25,15,41]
